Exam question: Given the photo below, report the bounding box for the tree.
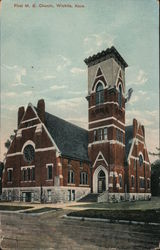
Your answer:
[4,139,11,149]
[4,130,17,149]
[151,159,160,196]
[150,147,160,196]
[149,147,160,158]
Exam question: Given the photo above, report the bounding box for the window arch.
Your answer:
[68,170,74,184]
[118,84,122,108]
[96,82,104,105]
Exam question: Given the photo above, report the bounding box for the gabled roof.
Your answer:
[45,112,90,162]
[125,125,133,159]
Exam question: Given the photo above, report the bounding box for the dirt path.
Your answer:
[0,209,160,249]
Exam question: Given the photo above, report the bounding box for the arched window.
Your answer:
[118,84,122,108]
[68,170,74,184]
[96,82,104,105]
[139,154,143,166]
[80,172,88,185]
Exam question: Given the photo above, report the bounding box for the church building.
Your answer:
[2,47,151,202]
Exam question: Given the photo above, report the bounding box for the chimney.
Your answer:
[142,125,145,138]
[18,106,25,127]
[133,118,137,138]
[37,99,45,123]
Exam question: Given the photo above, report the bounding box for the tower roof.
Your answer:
[84,46,128,68]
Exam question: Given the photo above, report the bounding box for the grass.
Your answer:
[68,208,160,223]
[23,207,60,214]
[0,205,33,211]
[74,197,160,210]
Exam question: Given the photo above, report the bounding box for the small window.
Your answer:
[97,129,103,141]
[113,175,116,189]
[47,190,52,202]
[119,175,122,188]
[139,154,143,166]
[96,82,104,105]
[68,170,74,184]
[8,169,13,182]
[94,130,97,141]
[120,131,123,143]
[23,169,27,181]
[8,190,12,201]
[47,165,53,180]
[68,190,71,201]
[22,192,26,202]
[31,192,34,202]
[72,190,75,201]
[27,168,31,181]
[131,176,135,188]
[118,84,122,108]
[139,177,145,188]
[116,129,123,143]
[116,129,119,141]
[104,127,108,140]
[80,172,88,185]
[32,168,35,181]
[133,159,136,171]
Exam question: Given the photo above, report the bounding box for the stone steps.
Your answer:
[77,193,99,202]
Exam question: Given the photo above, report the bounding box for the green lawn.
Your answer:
[74,197,160,210]
[68,208,160,223]
[0,205,33,211]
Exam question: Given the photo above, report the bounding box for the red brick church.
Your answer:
[2,47,151,202]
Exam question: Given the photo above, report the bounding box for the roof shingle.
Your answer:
[45,112,89,162]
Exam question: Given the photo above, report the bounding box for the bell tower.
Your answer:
[84,46,128,200]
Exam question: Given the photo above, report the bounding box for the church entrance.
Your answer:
[98,170,106,193]
[93,165,108,193]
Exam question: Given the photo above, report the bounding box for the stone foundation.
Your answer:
[100,192,151,203]
[2,186,90,203]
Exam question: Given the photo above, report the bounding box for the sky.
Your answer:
[0,0,159,162]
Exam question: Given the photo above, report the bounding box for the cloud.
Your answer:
[9,66,27,86]
[137,70,148,84]
[146,128,159,163]
[43,75,56,80]
[70,67,86,75]
[23,91,33,96]
[67,117,88,129]
[68,90,83,95]
[126,109,156,127]
[129,95,139,104]
[56,55,71,72]
[50,84,67,90]
[145,110,159,117]
[5,92,17,97]
[84,32,115,55]
[48,97,84,109]
[2,64,26,86]
[2,64,18,70]
[2,104,17,111]
[138,90,147,95]
[127,88,150,105]
[129,70,148,86]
